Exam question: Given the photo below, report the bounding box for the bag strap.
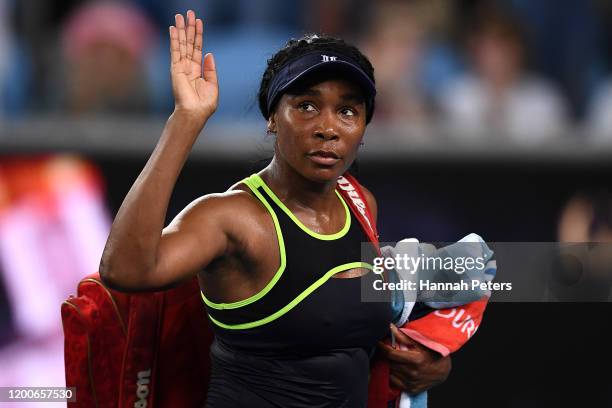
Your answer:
[336,173,395,408]
[336,172,380,254]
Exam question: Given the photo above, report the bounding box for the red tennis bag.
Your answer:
[62,274,213,407]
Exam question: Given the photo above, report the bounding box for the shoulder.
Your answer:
[170,181,270,235]
[180,189,258,217]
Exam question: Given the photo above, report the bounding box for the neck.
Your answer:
[260,156,340,213]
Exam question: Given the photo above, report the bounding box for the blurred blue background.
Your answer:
[2,0,612,130]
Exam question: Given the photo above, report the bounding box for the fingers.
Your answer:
[186,10,196,59]
[377,341,426,365]
[203,53,217,85]
[390,324,418,347]
[390,373,421,393]
[175,13,187,60]
[170,10,212,84]
[391,374,425,395]
[169,26,180,65]
[389,373,407,392]
[193,18,203,66]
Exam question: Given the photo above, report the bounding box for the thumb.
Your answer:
[390,323,418,348]
[203,53,217,85]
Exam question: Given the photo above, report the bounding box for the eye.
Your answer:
[340,107,357,117]
[298,102,317,112]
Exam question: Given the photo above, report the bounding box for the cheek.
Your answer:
[350,122,366,138]
[278,134,297,157]
[343,121,366,147]
[276,131,306,164]
[276,112,310,155]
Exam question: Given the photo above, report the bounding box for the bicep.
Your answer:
[148,195,231,290]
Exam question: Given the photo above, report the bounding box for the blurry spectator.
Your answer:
[11,0,81,113]
[56,1,156,115]
[359,1,433,128]
[558,192,612,243]
[556,192,612,301]
[586,79,612,139]
[509,0,605,120]
[0,0,10,116]
[136,0,304,33]
[438,7,568,143]
[305,0,372,37]
[0,0,30,117]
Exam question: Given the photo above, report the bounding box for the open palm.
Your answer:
[169,11,218,120]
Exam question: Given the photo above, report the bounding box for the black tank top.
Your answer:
[202,174,392,408]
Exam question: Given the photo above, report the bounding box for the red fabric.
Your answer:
[118,294,162,408]
[336,173,380,251]
[61,296,100,408]
[154,279,213,407]
[367,355,392,408]
[77,278,127,407]
[62,273,213,408]
[400,297,489,357]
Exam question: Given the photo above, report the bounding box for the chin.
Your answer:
[302,163,345,184]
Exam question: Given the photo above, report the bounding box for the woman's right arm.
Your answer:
[99,10,222,291]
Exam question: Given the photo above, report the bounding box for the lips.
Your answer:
[308,150,341,166]
[310,150,339,159]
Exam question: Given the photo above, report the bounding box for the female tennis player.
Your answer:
[99,10,450,407]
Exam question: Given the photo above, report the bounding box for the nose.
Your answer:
[313,109,339,141]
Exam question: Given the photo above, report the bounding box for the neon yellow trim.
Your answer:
[207,262,373,330]
[250,174,351,240]
[200,175,287,310]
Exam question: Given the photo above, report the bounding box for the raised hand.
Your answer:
[169,10,218,123]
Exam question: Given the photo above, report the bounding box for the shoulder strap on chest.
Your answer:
[336,172,380,254]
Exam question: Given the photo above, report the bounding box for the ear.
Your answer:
[267,114,277,134]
